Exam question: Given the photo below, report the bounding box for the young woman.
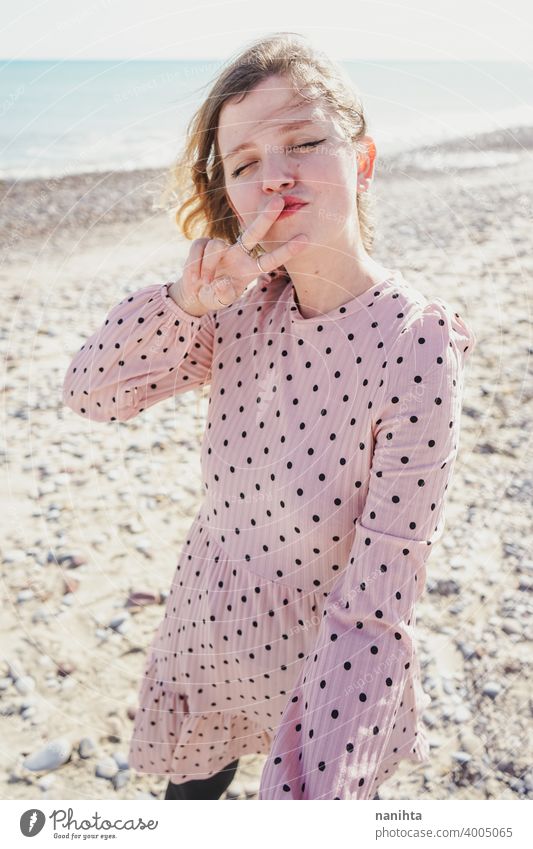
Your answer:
[62,33,475,800]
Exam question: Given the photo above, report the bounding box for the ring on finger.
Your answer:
[236,233,254,257]
[213,276,231,305]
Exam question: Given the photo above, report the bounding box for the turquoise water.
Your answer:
[1,59,532,180]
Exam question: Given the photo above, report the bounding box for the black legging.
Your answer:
[164,758,240,800]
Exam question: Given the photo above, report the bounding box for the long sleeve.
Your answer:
[62,282,215,422]
[258,300,476,800]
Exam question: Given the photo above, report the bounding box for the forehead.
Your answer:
[217,79,334,157]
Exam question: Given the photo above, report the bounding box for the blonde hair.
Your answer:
[159,32,376,260]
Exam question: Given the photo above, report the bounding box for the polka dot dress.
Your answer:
[63,268,476,799]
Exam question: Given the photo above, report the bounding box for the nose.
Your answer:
[260,150,297,195]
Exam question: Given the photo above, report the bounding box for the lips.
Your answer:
[282,196,308,210]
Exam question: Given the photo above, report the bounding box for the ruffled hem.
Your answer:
[127,693,272,783]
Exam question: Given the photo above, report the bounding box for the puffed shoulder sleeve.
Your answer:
[258,301,476,799]
[62,282,215,422]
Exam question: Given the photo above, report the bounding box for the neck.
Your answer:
[284,241,394,320]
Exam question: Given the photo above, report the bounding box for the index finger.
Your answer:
[238,195,285,252]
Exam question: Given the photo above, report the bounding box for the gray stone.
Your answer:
[113,751,129,770]
[2,550,26,563]
[459,731,480,755]
[15,676,36,695]
[482,681,501,698]
[453,705,472,723]
[452,751,472,765]
[523,770,533,793]
[17,589,35,603]
[37,774,56,791]
[23,738,72,771]
[109,615,130,634]
[112,770,131,790]
[225,781,244,799]
[501,619,521,636]
[79,737,97,759]
[6,659,26,680]
[95,757,119,779]
[243,779,260,797]
[457,642,477,660]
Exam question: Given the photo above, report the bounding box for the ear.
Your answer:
[357,136,377,190]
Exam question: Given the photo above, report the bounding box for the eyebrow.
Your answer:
[221,119,318,163]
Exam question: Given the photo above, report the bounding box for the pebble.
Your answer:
[423,712,437,728]
[0,677,12,691]
[23,738,72,771]
[452,751,472,765]
[523,770,533,793]
[433,579,461,596]
[109,614,131,634]
[6,659,26,680]
[501,619,521,635]
[243,779,260,797]
[56,659,76,677]
[63,577,80,595]
[79,737,97,758]
[457,642,477,660]
[225,781,244,799]
[37,774,56,791]
[17,589,35,603]
[453,705,472,723]
[442,678,455,696]
[32,609,51,623]
[62,593,76,606]
[95,757,119,780]
[459,731,480,754]
[56,553,87,569]
[2,549,26,563]
[113,769,131,790]
[14,676,36,695]
[482,681,501,698]
[126,590,161,609]
[113,751,129,770]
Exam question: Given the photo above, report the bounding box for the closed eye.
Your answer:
[230,139,327,178]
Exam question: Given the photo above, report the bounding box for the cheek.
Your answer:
[227,189,249,224]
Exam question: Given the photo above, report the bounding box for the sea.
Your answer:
[1,58,532,181]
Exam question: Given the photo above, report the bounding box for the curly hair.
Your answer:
[158,31,376,263]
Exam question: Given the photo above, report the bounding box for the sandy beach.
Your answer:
[1,126,532,800]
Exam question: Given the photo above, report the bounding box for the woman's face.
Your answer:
[217,74,373,256]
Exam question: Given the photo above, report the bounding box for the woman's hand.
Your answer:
[176,195,308,317]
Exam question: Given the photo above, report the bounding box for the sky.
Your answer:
[0,0,531,62]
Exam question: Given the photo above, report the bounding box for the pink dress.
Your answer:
[62,269,475,799]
